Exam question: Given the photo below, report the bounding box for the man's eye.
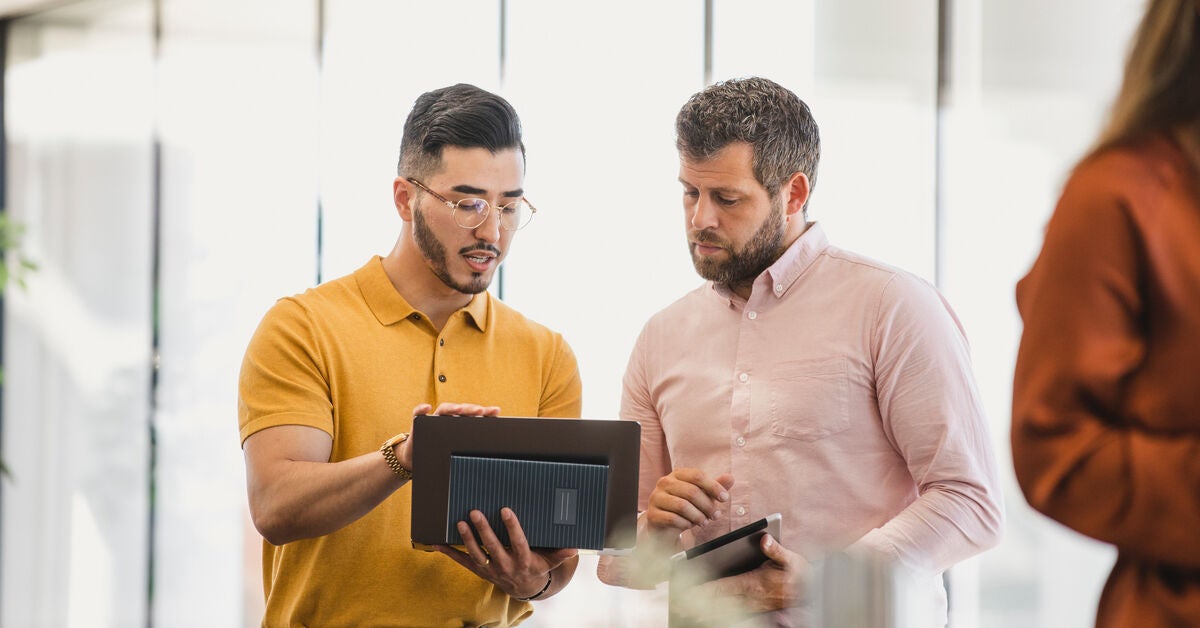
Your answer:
[717,196,737,206]
[457,199,488,212]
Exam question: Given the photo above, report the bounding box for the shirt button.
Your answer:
[437,374,446,383]
[738,373,749,383]
[409,313,420,321]
[774,284,783,294]
[439,338,445,346]
[736,436,746,447]
[747,311,757,320]
[736,506,747,517]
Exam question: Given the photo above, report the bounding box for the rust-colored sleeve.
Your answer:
[1012,159,1200,568]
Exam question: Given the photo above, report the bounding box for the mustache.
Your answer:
[459,243,502,256]
[690,229,728,248]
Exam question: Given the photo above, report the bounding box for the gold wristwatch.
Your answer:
[381,432,413,481]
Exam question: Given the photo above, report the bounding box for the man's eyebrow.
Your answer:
[677,178,743,196]
[451,184,524,198]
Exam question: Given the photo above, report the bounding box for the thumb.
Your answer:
[412,403,433,416]
[761,534,789,567]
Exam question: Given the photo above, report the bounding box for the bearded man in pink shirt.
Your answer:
[598,77,1003,626]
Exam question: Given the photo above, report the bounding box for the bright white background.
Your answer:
[1,0,1141,626]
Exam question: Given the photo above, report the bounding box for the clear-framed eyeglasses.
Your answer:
[407,177,537,231]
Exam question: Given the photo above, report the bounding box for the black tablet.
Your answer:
[669,513,782,583]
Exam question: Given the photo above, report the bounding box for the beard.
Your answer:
[413,207,495,295]
[689,202,785,287]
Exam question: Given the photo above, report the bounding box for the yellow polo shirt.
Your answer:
[238,257,583,627]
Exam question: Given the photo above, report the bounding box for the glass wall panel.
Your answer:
[319,0,499,283]
[502,0,703,421]
[810,0,939,282]
[941,0,1143,626]
[155,0,318,624]
[712,0,816,96]
[500,1,701,624]
[1,1,154,626]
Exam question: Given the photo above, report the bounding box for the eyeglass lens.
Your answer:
[453,198,533,230]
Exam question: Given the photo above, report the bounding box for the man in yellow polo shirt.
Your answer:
[237,83,582,627]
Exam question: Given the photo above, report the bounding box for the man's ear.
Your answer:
[783,171,810,221]
[394,177,415,222]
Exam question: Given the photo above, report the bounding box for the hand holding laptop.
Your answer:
[411,402,574,601]
[432,506,577,601]
[400,402,501,475]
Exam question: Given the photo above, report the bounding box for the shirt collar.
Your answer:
[710,221,830,304]
[462,290,490,332]
[355,256,490,332]
[765,221,829,298]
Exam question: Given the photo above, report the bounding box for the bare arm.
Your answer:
[243,424,405,545]
[244,402,495,546]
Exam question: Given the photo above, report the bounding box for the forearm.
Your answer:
[847,482,1003,573]
[248,449,404,545]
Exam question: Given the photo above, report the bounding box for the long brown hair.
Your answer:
[1091,0,1200,168]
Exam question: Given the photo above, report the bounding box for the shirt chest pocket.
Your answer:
[768,356,851,441]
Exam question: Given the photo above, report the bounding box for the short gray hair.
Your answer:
[676,77,820,205]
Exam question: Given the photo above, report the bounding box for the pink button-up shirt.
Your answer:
[619,223,1003,621]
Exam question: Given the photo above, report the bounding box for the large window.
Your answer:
[2,2,154,626]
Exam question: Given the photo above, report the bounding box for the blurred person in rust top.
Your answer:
[597,77,1004,626]
[238,83,581,627]
[1012,1,1200,626]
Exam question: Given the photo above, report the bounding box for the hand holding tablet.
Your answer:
[667,513,785,627]
[669,513,783,583]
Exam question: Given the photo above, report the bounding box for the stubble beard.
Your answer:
[413,208,493,295]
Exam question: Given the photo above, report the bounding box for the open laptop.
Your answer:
[410,415,641,553]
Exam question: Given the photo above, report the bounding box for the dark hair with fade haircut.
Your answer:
[397,83,526,179]
[676,77,820,207]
